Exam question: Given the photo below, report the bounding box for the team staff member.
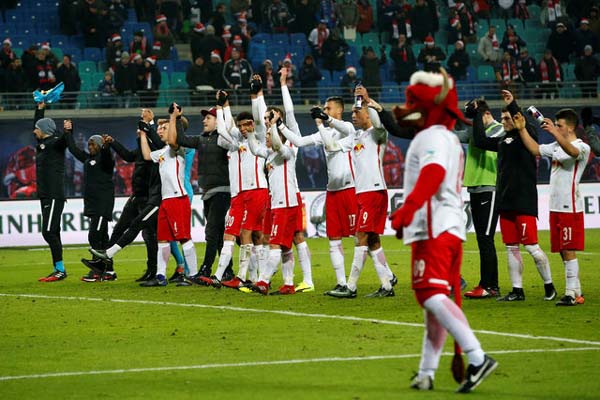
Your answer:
[64,122,115,282]
[472,90,556,302]
[176,99,234,281]
[89,109,162,282]
[33,102,69,282]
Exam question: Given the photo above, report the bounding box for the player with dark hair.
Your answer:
[33,102,69,282]
[472,90,556,302]
[515,108,589,306]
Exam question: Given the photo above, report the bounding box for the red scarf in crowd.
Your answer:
[547,0,562,22]
[539,57,561,82]
[318,27,328,49]
[463,10,475,35]
[501,60,518,81]
[490,33,499,50]
[515,0,530,19]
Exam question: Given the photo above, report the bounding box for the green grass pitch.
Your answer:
[1,230,599,399]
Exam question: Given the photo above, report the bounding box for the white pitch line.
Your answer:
[2,293,600,347]
[0,347,598,382]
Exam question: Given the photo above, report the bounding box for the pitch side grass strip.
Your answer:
[2,293,600,347]
[0,347,598,382]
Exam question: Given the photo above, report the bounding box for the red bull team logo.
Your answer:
[353,143,365,154]
[239,145,247,152]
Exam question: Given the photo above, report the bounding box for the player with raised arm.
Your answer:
[318,85,396,298]
[514,108,589,306]
[246,113,302,295]
[390,68,497,393]
[472,90,556,302]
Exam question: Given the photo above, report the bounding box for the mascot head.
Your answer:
[392,68,468,131]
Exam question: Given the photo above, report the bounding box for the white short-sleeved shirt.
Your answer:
[539,139,590,213]
[402,125,466,244]
[150,145,187,200]
[266,144,299,209]
[337,126,387,194]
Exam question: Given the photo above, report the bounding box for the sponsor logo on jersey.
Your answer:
[353,143,365,154]
[238,145,247,152]
[90,160,96,166]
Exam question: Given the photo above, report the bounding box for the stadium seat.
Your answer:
[251,33,271,45]
[52,47,64,60]
[170,72,187,89]
[477,65,496,80]
[380,82,403,103]
[50,34,70,47]
[79,61,97,74]
[79,72,94,90]
[157,60,174,74]
[174,60,191,72]
[290,33,308,47]
[83,47,103,63]
[361,32,379,49]
[62,47,82,62]
[272,33,289,46]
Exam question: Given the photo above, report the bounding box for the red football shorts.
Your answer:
[269,207,297,249]
[224,195,243,236]
[326,188,358,238]
[263,201,272,238]
[499,211,539,245]
[549,211,585,252]
[295,192,305,233]
[241,188,269,231]
[157,196,191,242]
[357,190,388,234]
[410,232,463,294]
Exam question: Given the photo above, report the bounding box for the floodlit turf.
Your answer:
[1,231,599,399]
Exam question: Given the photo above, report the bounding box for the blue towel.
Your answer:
[33,82,65,104]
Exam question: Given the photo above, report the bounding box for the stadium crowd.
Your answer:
[0,0,599,108]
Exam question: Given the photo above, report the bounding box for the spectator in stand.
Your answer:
[514,0,529,22]
[501,24,527,59]
[153,14,175,59]
[139,56,161,107]
[448,9,464,46]
[221,25,232,48]
[575,18,599,56]
[298,55,322,103]
[356,0,373,35]
[472,0,491,21]
[268,0,293,33]
[56,55,81,108]
[106,0,127,32]
[207,50,226,89]
[106,33,125,68]
[308,19,329,59]
[231,0,251,16]
[478,25,502,65]
[319,0,336,28]
[410,0,434,43]
[292,0,317,36]
[133,0,156,23]
[447,40,470,80]
[417,35,446,72]
[496,50,520,93]
[2,59,28,109]
[114,51,137,108]
[59,0,80,35]
[589,6,600,38]
[426,0,439,34]
[388,5,412,46]
[360,45,386,101]
[224,35,245,62]
[190,22,206,61]
[0,38,16,69]
[378,0,398,39]
[187,55,212,106]
[322,28,349,74]
[575,45,600,98]
[80,0,108,48]
[279,54,297,88]
[516,47,537,98]
[133,53,146,92]
[22,44,40,90]
[546,22,576,64]
[197,25,226,63]
[390,34,416,84]
[31,47,57,91]
[130,30,149,59]
[230,11,253,52]
[222,47,253,90]
[340,65,360,104]
[39,43,59,69]
[456,2,477,44]
[156,0,184,37]
[208,3,227,36]
[336,0,359,40]
[498,0,513,20]
[537,49,563,99]
[258,59,279,97]
[97,71,117,108]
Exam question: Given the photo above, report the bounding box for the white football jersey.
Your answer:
[336,124,387,194]
[402,125,466,244]
[150,145,187,200]
[539,139,590,213]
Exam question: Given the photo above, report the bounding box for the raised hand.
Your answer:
[279,66,287,86]
[501,90,514,105]
[512,112,526,130]
[63,119,73,132]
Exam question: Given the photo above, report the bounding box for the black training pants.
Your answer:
[202,192,232,273]
[40,198,65,265]
[88,215,109,251]
[470,191,499,289]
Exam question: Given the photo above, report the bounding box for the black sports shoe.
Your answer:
[325,285,357,298]
[221,268,235,282]
[139,274,167,287]
[496,289,525,302]
[89,248,109,260]
[544,283,557,301]
[101,271,117,281]
[81,258,105,273]
[135,269,156,282]
[324,284,345,295]
[168,269,186,283]
[198,265,211,278]
[555,295,577,306]
[456,355,498,393]
[81,271,102,282]
[365,286,395,298]
[410,374,433,391]
[390,274,398,286]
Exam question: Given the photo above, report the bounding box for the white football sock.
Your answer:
[282,250,294,286]
[248,245,258,282]
[506,245,524,288]
[423,294,484,367]
[237,243,253,281]
[564,259,580,297]
[369,247,393,290]
[259,248,282,284]
[156,243,170,277]
[106,244,122,258]
[181,240,198,276]
[418,309,448,379]
[257,244,269,277]
[214,240,234,280]
[525,244,552,284]
[296,241,313,286]
[329,240,347,286]
[347,246,368,291]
